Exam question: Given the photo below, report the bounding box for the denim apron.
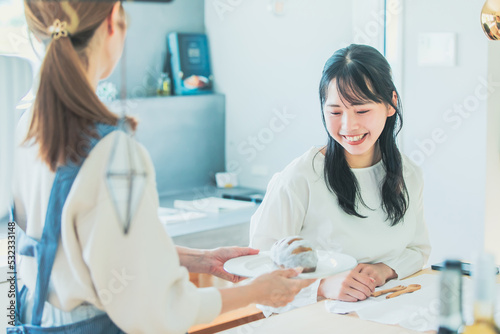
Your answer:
[8,123,125,334]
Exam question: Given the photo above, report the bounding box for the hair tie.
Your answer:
[49,19,69,40]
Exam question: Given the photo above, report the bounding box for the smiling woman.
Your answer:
[249,44,431,315]
[319,44,406,224]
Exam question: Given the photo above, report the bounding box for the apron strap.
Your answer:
[29,123,118,326]
[9,202,14,222]
[17,229,38,257]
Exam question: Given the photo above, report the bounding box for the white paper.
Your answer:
[325,274,479,332]
[325,297,380,315]
[357,275,443,330]
[173,197,255,213]
[157,207,207,224]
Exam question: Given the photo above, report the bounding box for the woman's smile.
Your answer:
[342,133,368,145]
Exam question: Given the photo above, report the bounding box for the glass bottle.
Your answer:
[437,260,465,334]
[157,72,171,96]
[157,52,172,96]
[462,253,500,334]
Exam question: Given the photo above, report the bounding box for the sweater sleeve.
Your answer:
[249,173,307,250]
[62,132,221,334]
[383,166,431,279]
[249,171,320,316]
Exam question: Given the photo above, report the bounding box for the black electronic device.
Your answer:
[222,193,264,204]
[431,260,500,276]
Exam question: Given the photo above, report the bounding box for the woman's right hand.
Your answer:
[250,268,316,307]
[317,267,376,302]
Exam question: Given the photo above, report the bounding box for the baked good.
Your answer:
[270,236,318,273]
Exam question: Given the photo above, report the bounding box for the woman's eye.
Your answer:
[357,110,370,114]
[329,111,341,115]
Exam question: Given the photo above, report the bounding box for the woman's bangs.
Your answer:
[335,68,382,106]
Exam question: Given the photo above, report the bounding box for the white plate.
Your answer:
[223,250,357,279]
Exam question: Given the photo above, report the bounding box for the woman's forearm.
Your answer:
[219,285,255,314]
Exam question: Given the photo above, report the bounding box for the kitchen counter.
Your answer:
[159,186,262,248]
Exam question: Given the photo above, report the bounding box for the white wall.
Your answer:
[206,0,384,189]
[485,41,500,261]
[399,0,492,264]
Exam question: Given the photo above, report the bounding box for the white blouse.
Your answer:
[12,112,221,333]
[250,147,431,313]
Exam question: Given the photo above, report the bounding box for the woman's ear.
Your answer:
[107,2,123,35]
[387,91,397,117]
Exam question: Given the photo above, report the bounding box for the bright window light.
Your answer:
[0,0,43,65]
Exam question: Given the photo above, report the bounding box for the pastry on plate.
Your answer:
[270,236,318,273]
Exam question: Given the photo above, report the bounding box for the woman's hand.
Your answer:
[219,268,316,313]
[357,263,397,287]
[318,267,375,302]
[249,268,317,307]
[205,247,260,283]
[176,246,259,282]
[317,263,397,302]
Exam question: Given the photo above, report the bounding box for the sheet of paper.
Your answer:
[173,197,255,213]
[325,273,481,332]
[157,207,207,224]
[325,298,379,315]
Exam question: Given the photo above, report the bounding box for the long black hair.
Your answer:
[319,44,408,226]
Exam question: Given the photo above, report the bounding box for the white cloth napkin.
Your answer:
[258,280,322,317]
[325,274,483,332]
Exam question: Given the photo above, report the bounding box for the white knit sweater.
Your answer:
[12,111,221,333]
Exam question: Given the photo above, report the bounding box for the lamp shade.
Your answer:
[481,0,500,40]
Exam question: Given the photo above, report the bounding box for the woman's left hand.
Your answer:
[205,247,260,283]
[356,263,398,287]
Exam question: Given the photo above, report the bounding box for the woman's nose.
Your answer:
[341,112,359,131]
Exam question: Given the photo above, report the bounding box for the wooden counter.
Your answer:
[187,273,264,334]
[189,304,264,334]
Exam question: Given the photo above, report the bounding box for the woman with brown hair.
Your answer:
[10,1,315,333]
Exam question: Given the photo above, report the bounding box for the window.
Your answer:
[0,0,42,65]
